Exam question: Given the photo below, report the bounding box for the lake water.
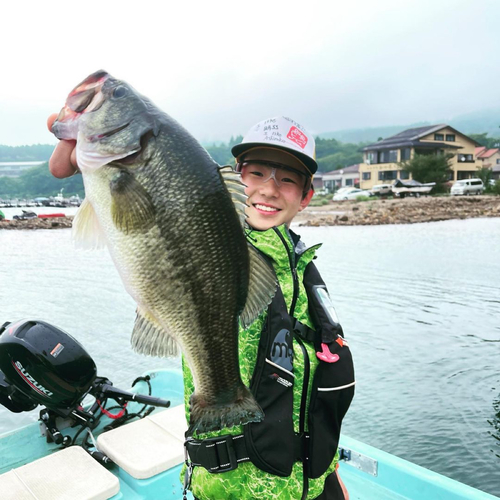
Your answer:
[0,218,499,496]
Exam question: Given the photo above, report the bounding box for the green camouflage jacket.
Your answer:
[182,224,338,499]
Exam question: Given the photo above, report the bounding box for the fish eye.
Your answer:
[113,86,128,98]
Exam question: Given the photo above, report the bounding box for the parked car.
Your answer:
[370,184,393,196]
[333,188,373,201]
[333,186,356,195]
[450,178,484,196]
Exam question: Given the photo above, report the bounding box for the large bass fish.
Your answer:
[51,70,276,433]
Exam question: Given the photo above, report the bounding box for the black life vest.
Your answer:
[243,261,355,480]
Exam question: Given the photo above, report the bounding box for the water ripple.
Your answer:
[1,220,500,496]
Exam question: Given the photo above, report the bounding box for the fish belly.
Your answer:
[81,168,263,433]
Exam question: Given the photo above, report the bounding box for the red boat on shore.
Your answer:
[37,213,66,218]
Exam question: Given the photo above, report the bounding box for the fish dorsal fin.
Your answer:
[72,198,107,249]
[219,165,247,227]
[240,243,277,328]
[131,307,179,358]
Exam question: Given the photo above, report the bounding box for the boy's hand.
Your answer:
[47,113,78,178]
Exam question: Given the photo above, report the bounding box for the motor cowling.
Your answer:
[0,320,97,412]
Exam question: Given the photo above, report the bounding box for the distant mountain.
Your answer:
[446,108,500,138]
[0,144,55,162]
[319,109,500,144]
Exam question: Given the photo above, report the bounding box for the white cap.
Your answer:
[231,116,317,175]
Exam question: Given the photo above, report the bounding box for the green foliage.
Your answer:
[315,137,364,172]
[491,179,500,196]
[0,176,21,198]
[0,163,84,198]
[309,195,330,206]
[468,133,500,149]
[203,135,364,174]
[355,195,371,202]
[205,144,235,166]
[476,167,493,192]
[399,153,453,192]
[0,144,55,162]
[204,135,243,166]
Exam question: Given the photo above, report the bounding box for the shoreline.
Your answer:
[0,216,73,230]
[1,197,500,230]
[295,195,500,226]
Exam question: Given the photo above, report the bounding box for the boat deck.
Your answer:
[1,369,498,500]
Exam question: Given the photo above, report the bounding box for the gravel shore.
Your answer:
[0,216,73,230]
[295,195,500,226]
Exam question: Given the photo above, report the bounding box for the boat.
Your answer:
[0,320,498,500]
[37,212,66,219]
[391,179,436,198]
[12,210,37,220]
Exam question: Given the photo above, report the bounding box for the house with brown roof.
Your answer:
[358,125,480,190]
[475,147,500,169]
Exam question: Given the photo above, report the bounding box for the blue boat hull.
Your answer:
[0,369,498,500]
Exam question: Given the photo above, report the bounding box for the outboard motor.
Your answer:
[0,320,97,414]
[0,319,170,459]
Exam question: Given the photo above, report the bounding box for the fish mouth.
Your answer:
[67,70,109,113]
[52,71,110,130]
[88,122,131,142]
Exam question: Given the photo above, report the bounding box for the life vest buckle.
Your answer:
[185,434,241,474]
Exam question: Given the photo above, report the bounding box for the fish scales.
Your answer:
[51,70,276,433]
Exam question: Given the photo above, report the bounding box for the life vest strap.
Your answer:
[185,434,249,474]
[293,319,315,343]
[185,432,308,475]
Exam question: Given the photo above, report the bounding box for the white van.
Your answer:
[450,178,484,196]
[370,184,393,196]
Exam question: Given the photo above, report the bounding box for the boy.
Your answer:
[47,115,354,499]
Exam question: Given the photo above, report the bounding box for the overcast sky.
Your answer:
[1,0,499,146]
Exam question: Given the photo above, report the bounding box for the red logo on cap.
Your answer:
[287,126,308,149]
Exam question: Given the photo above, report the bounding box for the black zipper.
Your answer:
[273,227,310,499]
[295,335,310,500]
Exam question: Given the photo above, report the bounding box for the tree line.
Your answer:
[0,144,55,162]
[468,133,500,149]
[203,136,366,172]
[1,132,499,198]
[0,164,84,199]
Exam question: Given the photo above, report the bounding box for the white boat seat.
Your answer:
[97,404,187,480]
[0,446,120,500]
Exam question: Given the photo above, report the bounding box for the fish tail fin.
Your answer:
[189,384,264,434]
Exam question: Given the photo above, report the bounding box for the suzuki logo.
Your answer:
[13,361,53,398]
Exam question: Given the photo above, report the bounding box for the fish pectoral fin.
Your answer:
[240,243,277,328]
[218,165,248,227]
[72,198,107,249]
[131,308,179,358]
[109,170,155,234]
